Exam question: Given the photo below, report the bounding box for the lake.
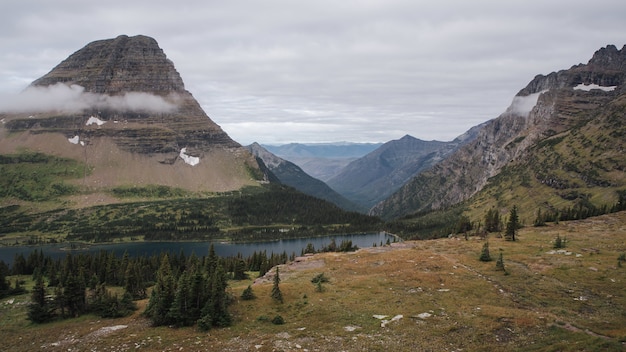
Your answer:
[0,232,396,265]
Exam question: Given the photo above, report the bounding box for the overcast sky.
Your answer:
[1,0,625,144]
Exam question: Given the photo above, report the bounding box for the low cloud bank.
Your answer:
[0,83,178,113]
[508,90,547,116]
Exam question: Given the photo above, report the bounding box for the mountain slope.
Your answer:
[246,143,362,212]
[0,35,264,205]
[372,44,626,220]
[327,130,481,209]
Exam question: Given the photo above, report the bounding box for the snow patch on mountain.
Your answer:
[179,148,200,166]
[573,83,617,92]
[86,116,106,126]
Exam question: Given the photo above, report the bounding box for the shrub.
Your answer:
[271,315,285,325]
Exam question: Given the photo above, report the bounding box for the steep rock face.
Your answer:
[371,44,626,219]
[32,35,186,95]
[0,35,262,194]
[247,143,361,212]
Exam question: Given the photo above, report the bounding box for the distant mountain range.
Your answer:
[246,143,363,212]
[326,129,483,209]
[263,142,382,181]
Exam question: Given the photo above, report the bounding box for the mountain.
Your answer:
[372,44,626,221]
[327,130,482,209]
[263,142,382,181]
[246,143,363,212]
[0,35,264,206]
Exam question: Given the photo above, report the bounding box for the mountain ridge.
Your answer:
[327,128,482,209]
[371,44,626,220]
[246,143,363,212]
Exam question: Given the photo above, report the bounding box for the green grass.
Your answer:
[0,151,86,202]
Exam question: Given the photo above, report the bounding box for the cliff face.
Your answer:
[0,35,262,194]
[32,35,186,95]
[371,45,626,219]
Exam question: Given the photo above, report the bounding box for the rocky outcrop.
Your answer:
[371,44,626,219]
[32,35,185,95]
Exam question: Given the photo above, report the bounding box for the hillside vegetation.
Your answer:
[1,212,625,351]
[0,182,382,244]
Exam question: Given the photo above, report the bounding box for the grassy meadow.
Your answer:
[1,211,625,351]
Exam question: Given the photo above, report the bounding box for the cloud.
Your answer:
[507,91,547,116]
[0,83,178,113]
[2,0,626,143]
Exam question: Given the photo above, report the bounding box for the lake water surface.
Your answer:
[0,232,395,265]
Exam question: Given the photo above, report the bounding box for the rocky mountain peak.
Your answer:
[587,44,626,70]
[31,35,185,95]
[518,44,625,95]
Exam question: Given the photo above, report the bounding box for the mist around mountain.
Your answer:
[0,35,265,201]
[372,44,626,223]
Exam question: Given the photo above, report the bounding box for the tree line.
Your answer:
[2,245,291,328]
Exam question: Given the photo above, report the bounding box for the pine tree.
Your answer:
[233,259,247,280]
[200,263,231,329]
[145,254,175,326]
[124,262,146,300]
[167,272,191,326]
[271,267,283,303]
[241,285,255,300]
[28,272,54,323]
[553,234,564,249]
[61,273,86,318]
[495,252,506,272]
[0,260,10,295]
[505,205,519,241]
[485,208,501,233]
[479,242,492,262]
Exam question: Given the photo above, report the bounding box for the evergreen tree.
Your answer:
[479,242,492,262]
[200,263,231,328]
[205,243,218,277]
[241,285,255,300]
[534,208,546,227]
[233,259,247,280]
[505,205,519,241]
[553,234,565,249]
[28,272,54,323]
[167,272,191,326]
[0,260,9,296]
[495,252,506,272]
[271,267,283,303]
[124,262,146,300]
[61,273,86,318]
[485,208,501,233]
[145,255,175,326]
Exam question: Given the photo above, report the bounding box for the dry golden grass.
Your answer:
[1,212,625,351]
